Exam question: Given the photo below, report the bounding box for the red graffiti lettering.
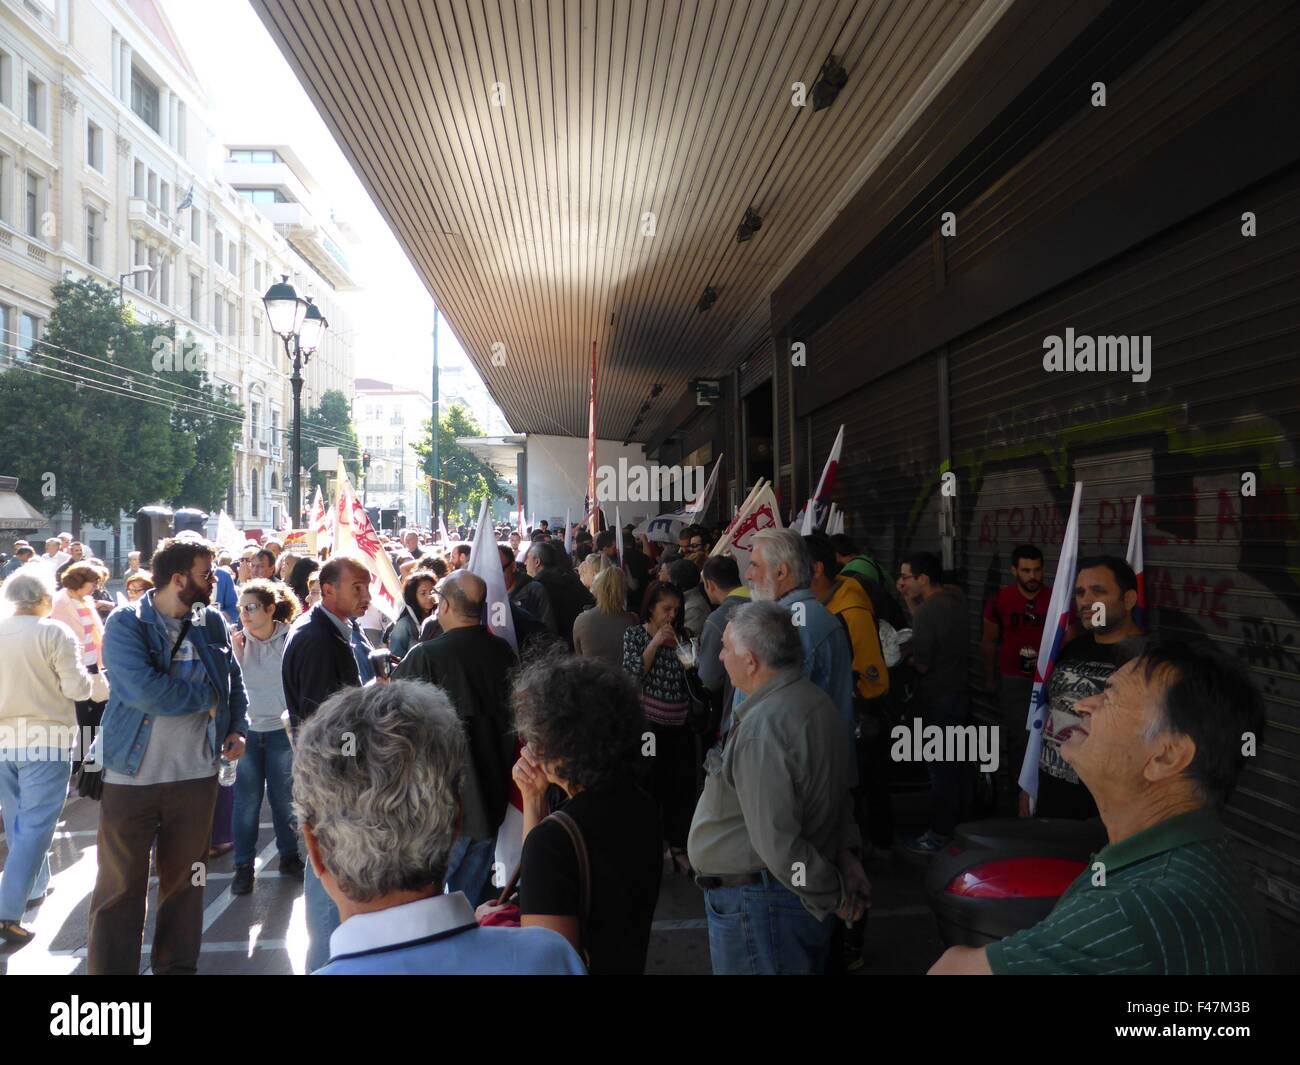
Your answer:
[1217,490,1240,542]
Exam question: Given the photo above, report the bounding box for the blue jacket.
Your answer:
[214,567,239,627]
[99,592,248,776]
[728,587,856,782]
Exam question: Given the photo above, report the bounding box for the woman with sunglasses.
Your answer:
[227,578,304,895]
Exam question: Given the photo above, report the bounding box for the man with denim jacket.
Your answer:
[87,537,247,975]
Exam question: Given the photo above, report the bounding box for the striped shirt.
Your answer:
[75,601,98,668]
[987,808,1272,974]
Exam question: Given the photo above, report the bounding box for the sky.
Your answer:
[161,0,497,418]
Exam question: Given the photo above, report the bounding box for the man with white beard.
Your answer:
[731,530,854,755]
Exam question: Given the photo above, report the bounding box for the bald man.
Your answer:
[394,570,518,905]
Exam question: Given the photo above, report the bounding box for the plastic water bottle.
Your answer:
[218,756,237,786]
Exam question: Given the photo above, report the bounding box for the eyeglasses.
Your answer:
[239,603,263,614]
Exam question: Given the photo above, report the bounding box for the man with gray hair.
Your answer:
[394,570,518,905]
[737,529,854,750]
[295,681,585,974]
[688,601,869,974]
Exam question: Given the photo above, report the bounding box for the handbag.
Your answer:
[476,809,593,966]
[78,618,192,801]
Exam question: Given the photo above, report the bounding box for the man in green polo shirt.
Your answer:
[929,640,1272,975]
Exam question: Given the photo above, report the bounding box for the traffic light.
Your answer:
[361,450,371,472]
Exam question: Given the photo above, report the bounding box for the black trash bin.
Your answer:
[173,507,209,537]
[925,817,1107,947]
[134,506,174,564]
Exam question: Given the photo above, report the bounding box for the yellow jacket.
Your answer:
[823,576,889,700]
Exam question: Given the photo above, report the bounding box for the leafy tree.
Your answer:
[0,279,243,537]
[301,389,360,498]
[169,328,243,512]
[412,402,513,522]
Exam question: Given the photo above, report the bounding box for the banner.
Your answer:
[713,481,782,574]
[1125,494,1146,628]
[309,487,332,553]
[796,424,845,534]
[281,528,317,557]
[333,459,404,620]
[1018,481,1084,804]
[468,496,518,652]
[633,454,724,543]
[563,507,572,555]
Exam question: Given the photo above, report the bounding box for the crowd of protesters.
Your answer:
[0,511,1273,976]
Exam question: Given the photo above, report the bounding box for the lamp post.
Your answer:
[262,276,327,526]
[118,264,154,303]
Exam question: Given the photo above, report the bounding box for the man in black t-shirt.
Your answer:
[1030,555,1145,820]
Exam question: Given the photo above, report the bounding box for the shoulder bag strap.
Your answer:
[547,809,591,954]
[169,618,193,660]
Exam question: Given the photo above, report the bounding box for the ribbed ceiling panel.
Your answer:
[252,0,984,438]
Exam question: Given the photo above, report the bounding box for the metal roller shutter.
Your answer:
[948,163,1300,921]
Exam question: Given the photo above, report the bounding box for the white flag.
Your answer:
[468,496,517,652]
[1019,482,1084,803]
[216,510,243,556]
[563,507,572,555]
[715,482,782,574]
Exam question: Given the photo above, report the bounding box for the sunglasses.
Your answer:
[239,602,265,614]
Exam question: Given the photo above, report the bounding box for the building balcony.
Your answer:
[127,198,185,250]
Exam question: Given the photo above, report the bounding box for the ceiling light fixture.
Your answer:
[811,55,848,112]
[735,208,763,244]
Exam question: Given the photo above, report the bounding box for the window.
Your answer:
[213,295,223,336]
[229,149,279,164]
[160,182,169,214]
[130,67,160,132]
[251,401,261,441]
[228,298,238,339]
[190,273,201,320]
[213,230,223,266]
[228,241,237,275]
[147,170,157,206]
[0,305,9,361]
[26,75,43,131]
[238,187,287,204]
[0,152,9,224]
[159,258,170,305]
[251,469,259,517]
[86,121,103,171]
[18,312,38,363]
[253,259,262,291]
[133,159,144,197]
[190,207,200,244]
[0,50,12,111]
[24,170,42,238]
[85,207,100,266]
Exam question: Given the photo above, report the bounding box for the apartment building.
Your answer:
[0,0,358,549]
[353,377,430,528]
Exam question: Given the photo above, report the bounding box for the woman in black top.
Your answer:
[507,656,663,974]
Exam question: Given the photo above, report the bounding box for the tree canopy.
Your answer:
[301,388,360,499]
[412,402,513,523]
[0,278,242,535]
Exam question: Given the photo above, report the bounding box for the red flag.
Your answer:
[586,341,598,535]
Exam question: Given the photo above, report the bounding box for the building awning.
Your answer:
[0,477,49,532]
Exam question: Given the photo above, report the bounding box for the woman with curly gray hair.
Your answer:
[293,680,585,975]
[490,656,662,974]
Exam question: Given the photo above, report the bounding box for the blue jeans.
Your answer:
[233,728,298,866]
[304,855,340,973]
[0,750,72,921]
[443,835,497,908]
[704,873,834,975]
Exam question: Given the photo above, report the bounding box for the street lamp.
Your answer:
[118,264,154,303]
[262,276,328,525]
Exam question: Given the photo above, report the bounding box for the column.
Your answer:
[59,84,77,256]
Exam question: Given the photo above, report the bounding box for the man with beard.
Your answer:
[89,538,248,974]
[981,545,1050,807]
[1027,555,1145,820]
[736,530,854,753]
